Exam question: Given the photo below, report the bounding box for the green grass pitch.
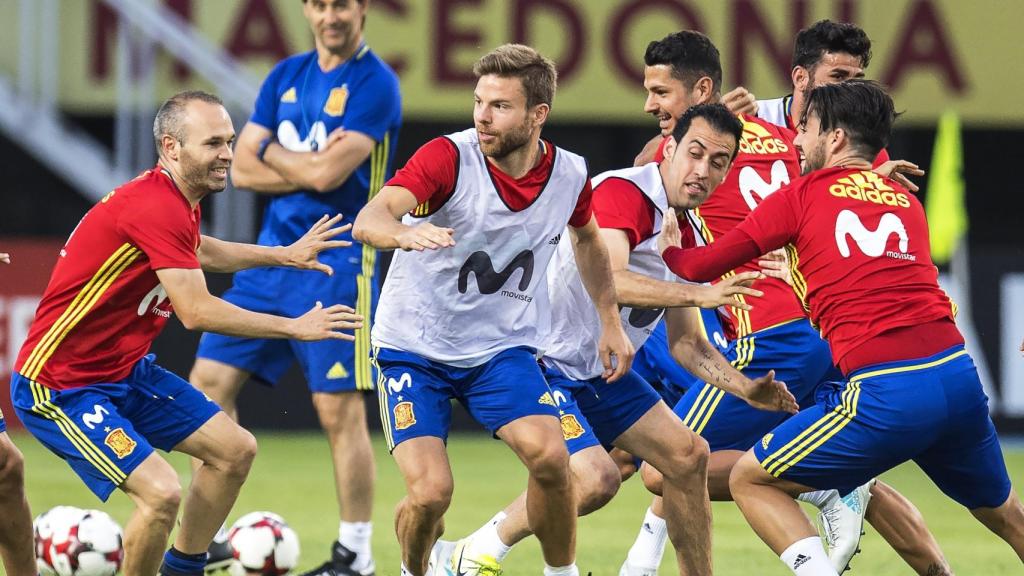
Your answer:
[18,431,1024,574]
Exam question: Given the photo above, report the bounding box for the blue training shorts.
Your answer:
[374,346,559,451]
[543,365,661,455]
[11,355,221,500]
[754,345,1012,509]
[674,318,840,452]
[196,264,378,393]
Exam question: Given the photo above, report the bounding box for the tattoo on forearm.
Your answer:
[696,347,733,388]
[925,563,951,576]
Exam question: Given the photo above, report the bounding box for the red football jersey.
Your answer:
[15,167,202,390]
[734,166,957,368]
[691,114,805,339]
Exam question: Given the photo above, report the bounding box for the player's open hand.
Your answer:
[742,370,798,414]
[758,249,793,286]
[599,323,635,383]
[697,271,765,310]
[291,301,363,341]
[0,253,9,264]
[285,213,352,275]
[722,86,758,116]
[634,134,665,166]
[874,159,925,193]
[658,208,683,256]
[396,222,456,251]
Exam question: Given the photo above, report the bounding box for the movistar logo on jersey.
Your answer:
[458,250,535,296]
[829,171,911,208]
[739,120,789,155]
[835,209,913,261]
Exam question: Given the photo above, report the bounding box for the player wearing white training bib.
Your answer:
[434,104,798,576]
[353,44,633,576]
[372,127,584,366]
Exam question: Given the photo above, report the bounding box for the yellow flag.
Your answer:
[925,110,967,265]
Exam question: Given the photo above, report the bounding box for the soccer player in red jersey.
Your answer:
[662,79,1024,575]
[10,91,362,576]
[756,19,926,192]
[619,31,947,576]
[0,253,36,576]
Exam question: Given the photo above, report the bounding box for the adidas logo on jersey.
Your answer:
[739,120,789,155]
[548,233,561,245]
[829,171,911,208]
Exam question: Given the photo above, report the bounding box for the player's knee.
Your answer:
[316,393,368,436]
[407,476,453,517]
[575,457,621,515]
[660,434,710,483]
[189,361,240,404]
[225,428,258,480]
[641,463,664,497]
[0,443,26,491]
[524,442,571,486]
[727,453,762,496]
[138,478,183,524]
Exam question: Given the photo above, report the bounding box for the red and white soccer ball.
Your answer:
[227,511,301,576]
[34,506,124,576]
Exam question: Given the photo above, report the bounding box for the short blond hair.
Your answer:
[473,44,557,108]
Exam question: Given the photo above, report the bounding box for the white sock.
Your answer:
[797,489,838,509]
[543,563,579,576]
[339,521,373,571]
[470,510,509,540]
[213,523,229,544]
[400,563,413,576]
[469,515,512,562]
[625,507,668,569]
[779,536,838,575]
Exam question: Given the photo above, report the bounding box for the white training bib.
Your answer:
[756,96,790,129]
[372,128,589,367]
[543,163,705,380]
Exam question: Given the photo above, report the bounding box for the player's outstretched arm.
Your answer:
[660,208,765,283]
[571,216,635,382]
[155,267,363,341]
[261,127,375,193]
[231,122,303,194]
[601,227,763,309]
[352,185,455,251]
[198,214,352,274]
[665,307,797,413]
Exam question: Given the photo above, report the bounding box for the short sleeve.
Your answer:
[118,203,200,270]
[250,61,285,130]
[735,181,802,253]
[343,64,401,143]
[568,179,594,228]
[385,137,458,205]
[591,178,656,250]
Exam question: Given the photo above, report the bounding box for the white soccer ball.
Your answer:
[34,506,124,576]
[227,511,300,576]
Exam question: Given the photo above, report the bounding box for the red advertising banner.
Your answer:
[0,238,64,429]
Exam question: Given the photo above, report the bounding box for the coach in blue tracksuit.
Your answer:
[190,2,400,575]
